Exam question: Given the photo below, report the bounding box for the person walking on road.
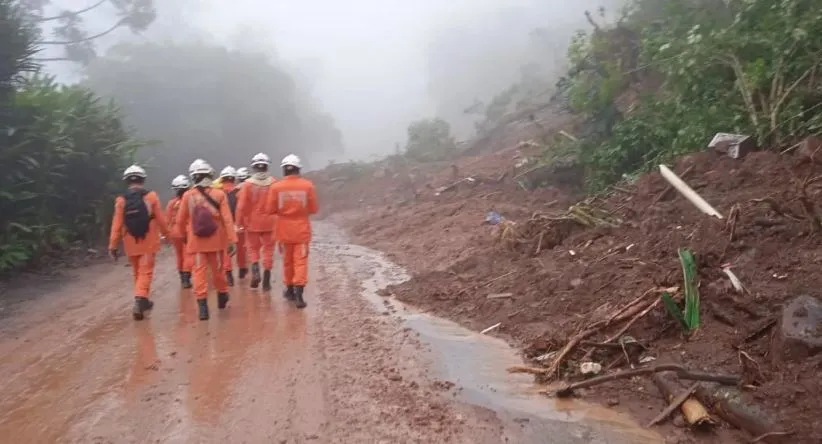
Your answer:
[266,154,318,309]
[175,159,238,320]
[233,167,250,278]
[236,153,277,291]
[166,174,194,289]
[217,166,243,286]
[108,164,172,320]
[236,167,250,184]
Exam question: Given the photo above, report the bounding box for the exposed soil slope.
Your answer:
[315,149,822,443]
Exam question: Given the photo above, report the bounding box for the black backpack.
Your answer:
[226,188,239,220]
[123,188,152,240]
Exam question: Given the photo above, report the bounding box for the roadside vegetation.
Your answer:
[560,0,822,190]
[1,0,144,273]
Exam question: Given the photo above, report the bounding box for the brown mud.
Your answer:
[0,223,660,443]
[318,149,822,443]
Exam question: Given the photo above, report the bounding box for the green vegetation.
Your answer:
[560,0,822,190]
[404,118,457,162]
[1,0,143,273]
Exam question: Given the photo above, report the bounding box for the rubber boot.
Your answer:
[283,285,295,301]
[217,292,230,309]
[250,263,261,288]
[226,271,234,287]
[262,270,272,291]
[239,268,248,279]
[132,296,153,320]
[198,299,209,320]
[294,286,307,309]
[181,272,192,289]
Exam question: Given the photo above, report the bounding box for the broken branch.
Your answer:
[645,382,700,428]
[651,373,714,427]
[552,364,740,397]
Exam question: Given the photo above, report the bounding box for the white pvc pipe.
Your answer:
[659,165,723,219]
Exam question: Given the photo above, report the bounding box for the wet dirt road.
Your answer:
[0,223,662,443]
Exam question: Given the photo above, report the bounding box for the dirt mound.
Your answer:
[330,149,822,442]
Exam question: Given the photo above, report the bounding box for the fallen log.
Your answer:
[649,373,714,427]
[551,364,740,398]
[694,385,789,444]
[645,382,698,428]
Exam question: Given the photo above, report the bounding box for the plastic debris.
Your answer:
[484,210,503,225]
[580,362,603,376]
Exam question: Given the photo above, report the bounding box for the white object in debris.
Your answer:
[722,267,745,293]
[480,322,501,334]
[659,165,724,219]
[580,362,603,376]
[708,133,753,159]
[639,355,657,364]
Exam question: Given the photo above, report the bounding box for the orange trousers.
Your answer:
[223,232,247,271]
[171,238,193,272]
[246,231,274,270]
[280,243,309,286]
[128,254,156,298]
[192,251,229,300]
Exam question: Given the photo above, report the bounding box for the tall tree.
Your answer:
[23,0,156,64]
[83,41,343,192]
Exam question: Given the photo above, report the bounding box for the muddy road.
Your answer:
[0,223,661,443]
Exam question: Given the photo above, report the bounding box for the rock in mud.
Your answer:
[774,295,822,361]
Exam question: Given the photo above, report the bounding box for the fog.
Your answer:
[39,0,622,166]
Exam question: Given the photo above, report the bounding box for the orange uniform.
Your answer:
[265,175,318,286]
[175,186,238,300]
[221,181,246,272]
[236,177,276,270]
[108,187,171,298]
[165,196,193,273]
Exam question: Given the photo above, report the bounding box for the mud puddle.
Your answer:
[315,221,663,444]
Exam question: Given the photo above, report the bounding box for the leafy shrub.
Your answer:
[404,118,457,162]
[561,0,822,190]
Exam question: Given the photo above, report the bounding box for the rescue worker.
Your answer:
[234,167,250,278]
[109,164,172,320]
[236,153,276,291]
[236,167,250,184]
[175,158,238,320]
[265,154,318,309]
[218,166,243,286]
[166,174,193,288]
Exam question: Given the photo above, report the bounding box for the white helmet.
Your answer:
[122,164,147,180]
[251,152,271,167]
[280,154,302,169]
[188,158,213,176]
[220,166,237,178]
[236,167,250,180]
[171,174,190,189]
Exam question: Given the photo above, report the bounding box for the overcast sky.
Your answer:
[44,0,614,160]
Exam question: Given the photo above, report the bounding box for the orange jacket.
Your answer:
[264,175,318,244]
[108,187,170,256]
[175,186,238,254]
[236,177,276,232]
[165,196,185,238]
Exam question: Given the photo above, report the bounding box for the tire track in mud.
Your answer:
[0,229,511,443]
